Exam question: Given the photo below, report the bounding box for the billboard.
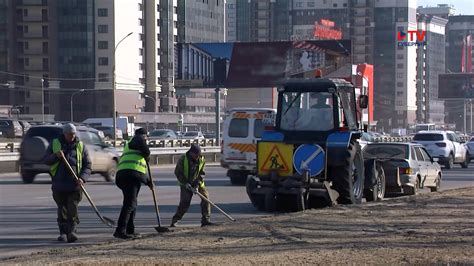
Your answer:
[439,73,474,99]
[175,40,351,88]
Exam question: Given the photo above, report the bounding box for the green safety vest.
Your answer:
[180,154,205,188]
[117,141,147,174]
[50,138,83,177]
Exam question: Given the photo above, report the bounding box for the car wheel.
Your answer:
[444,154,454,169]
[21,170,36,184]
[461,153,469,168]
[430,174,441,192]
[103,161,117,182]
[404,177,419,195]
[364,164,386,202]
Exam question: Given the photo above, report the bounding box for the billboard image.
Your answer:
[175,40,351,88]
[439,73,474,99]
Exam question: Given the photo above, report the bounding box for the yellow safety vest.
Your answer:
[117,141,147,174]
[50,138,83,177]
[180,154,205,188]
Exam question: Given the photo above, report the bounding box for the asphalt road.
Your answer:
[0,164,473,259]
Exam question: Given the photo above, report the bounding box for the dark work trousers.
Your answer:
[115,173,141,234]
[52,190,82,234]
[171,185,211,224]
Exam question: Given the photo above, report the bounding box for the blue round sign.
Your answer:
[293,144,325,177]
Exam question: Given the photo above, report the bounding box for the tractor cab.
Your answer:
[273,78,365,143]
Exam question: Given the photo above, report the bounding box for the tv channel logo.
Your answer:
[397,30,427,47]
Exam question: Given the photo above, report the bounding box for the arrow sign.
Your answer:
[293,144,325,176]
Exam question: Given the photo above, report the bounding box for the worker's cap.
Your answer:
[63,123,77,134]
[189,144,201,155]
[135,128,148,136]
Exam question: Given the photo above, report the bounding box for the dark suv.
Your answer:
[19,125,120,183]
[0,119,23,138]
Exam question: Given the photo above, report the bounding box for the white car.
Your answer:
[412,131,470,169]
[182,131,205,140]
[467,137,474,161]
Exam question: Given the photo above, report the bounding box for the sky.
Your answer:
[417,0,474,15]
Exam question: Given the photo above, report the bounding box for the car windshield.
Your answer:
[413,133,444,141]
[150,130,170,137]
[364,144,408,159]
[279,91,334,131]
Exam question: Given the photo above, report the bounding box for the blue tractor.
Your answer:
[246,78,386,211]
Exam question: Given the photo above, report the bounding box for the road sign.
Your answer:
[293,144,325,176]
[258,142,293,176]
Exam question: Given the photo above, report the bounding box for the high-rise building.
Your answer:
[417,4,456,19]
[445,15,474,130]
[416,14,447,124]
[175,0,226,116]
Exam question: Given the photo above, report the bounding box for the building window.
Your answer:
[343,3,347,7]
[174,6,177,13]
[157,4,160,12]
[98,8,108,17]
[98,41,108,49]
[397,100,403,106]
[23,9,28,16]
[42,9,47,21]
[42,58,48,70]
[98,25,108,33]
[138,3,143,11]
[98,73,109,82]
[139,18,143,26]
[397,72,403,78]
[98,57,109,65]
[397,63,403,69]
[157,19,161,26]
[396,82,403,87]
[24,58,29,66]
[24,42,29,50]
[333,3,337,7]
[24,25,29,33]
[397,54,404,59]
[307,2,315,7]
[295,2,303,7]
[139,48,143,55]
[42,42,48,53]
[139,63,144,70]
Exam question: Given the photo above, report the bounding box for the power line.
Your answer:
[0,70,98,81]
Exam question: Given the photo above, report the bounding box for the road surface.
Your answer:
[0,164,472,259]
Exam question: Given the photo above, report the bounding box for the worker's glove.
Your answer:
[185,183,196,193]
[147,179,154,189]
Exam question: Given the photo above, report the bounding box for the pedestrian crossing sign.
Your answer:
[257,142,293,176]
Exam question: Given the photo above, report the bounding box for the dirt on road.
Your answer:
[3,187,474,265]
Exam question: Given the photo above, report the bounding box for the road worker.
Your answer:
[171,144,215,227]
[113,128,153,239]
[44,123,91,243]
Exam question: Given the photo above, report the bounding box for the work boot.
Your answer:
[201,221,217,227]
[67,223,79,243]
[170,220,179,227]
[57,223,68,242]
[113,231,132,240]
[126,229,141,238]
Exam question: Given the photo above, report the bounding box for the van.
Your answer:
[221,108,276,185]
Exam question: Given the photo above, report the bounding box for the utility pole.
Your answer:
[41,78,45,122]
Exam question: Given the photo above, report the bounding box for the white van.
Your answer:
[221,108,276,185]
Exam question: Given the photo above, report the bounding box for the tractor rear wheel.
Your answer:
[332,142,364,204]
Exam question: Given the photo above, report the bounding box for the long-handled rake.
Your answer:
[186,184,236,222]
[60,155,115,228]
[146,162,171,233]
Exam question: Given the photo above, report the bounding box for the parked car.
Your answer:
[91,125,123,140]
[182,131,205,140]
[18,120,32,135]
[412,131,470,169]
[203,132,216,139]
[467,137,474,161]
[148,129,178,140]
[19,125,120,184]
[0,119,23,138]
[364,143,442,195]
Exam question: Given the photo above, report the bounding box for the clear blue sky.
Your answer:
[417,0,474,15]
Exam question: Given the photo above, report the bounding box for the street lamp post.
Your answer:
[112,32,133,145]
[70,89,85,122]
[41,78,45,122]
[144,95,157,129]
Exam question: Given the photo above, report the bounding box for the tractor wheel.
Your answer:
[364,164,386,202]
[295,192,305,212]
[332,142,364,204]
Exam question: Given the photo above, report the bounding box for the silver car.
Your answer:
[364,143,442,195]
[19,125,119,184]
